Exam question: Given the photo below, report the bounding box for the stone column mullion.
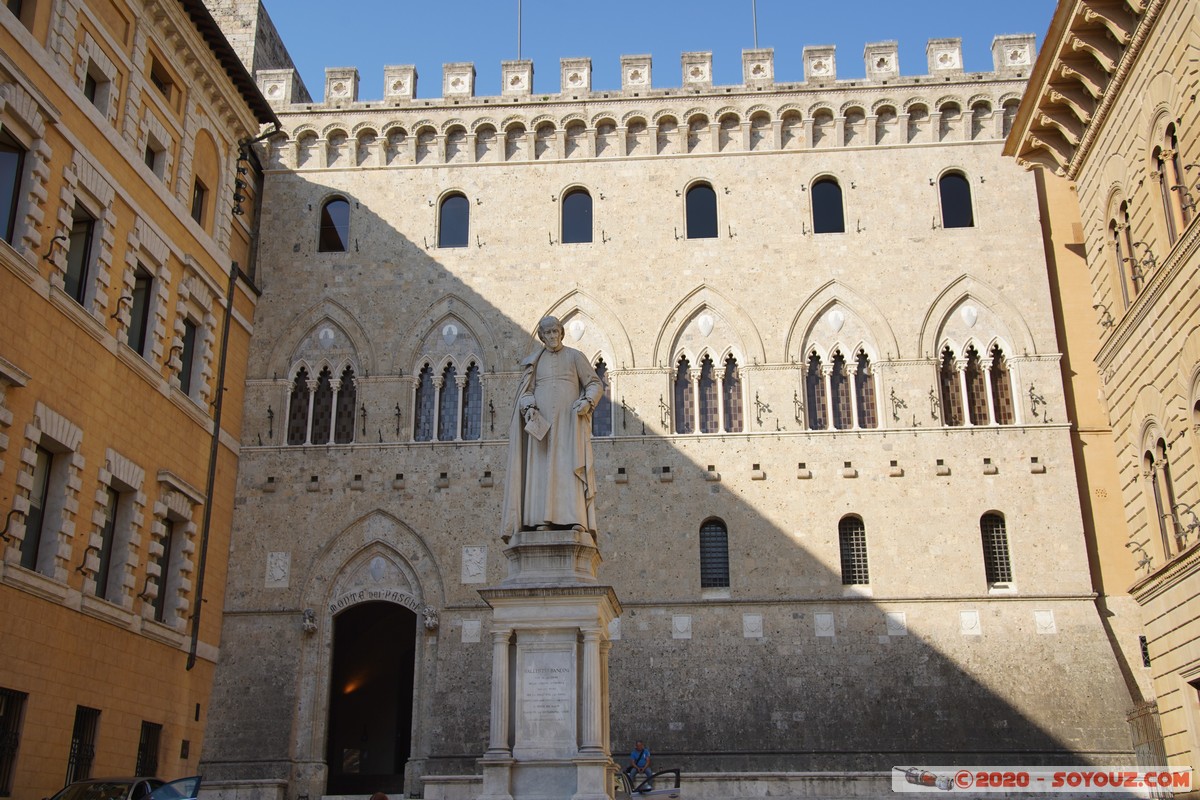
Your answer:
[865,115,878,146]
[957,364,973,427]
[675,124,687,154]
[600,639,612,750]
[847,366,860,429]
[586,127,597,158]
[821,366,833,429]
[690,369,702,433]
[432,377,444,438]
[580,629,602,753]
[770,120,783,150]
[304,379,317,445]
[929,112,942,143]
[487,629,513,755]
[717,375,726,432]
[465,133,478,164]
[616,126,628,157]
[834,116,846,146]
[455,376,468,440]
[803,118,815,149]
[327,379,341,445]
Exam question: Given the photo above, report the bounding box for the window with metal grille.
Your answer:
[437,364,459,441]
[286,367,310,445]
[65,706,100,784]
[462,363,482,440]
[333,366,356,444]
[722,356,743,433]
[981,513,1013,584]
[134,722,161,777]
[697,356,718,433]
[838,516,869,585]
[673,357,693,433]
[591,360,612,437]
[413,364,435,442]
[0,687,27,797]
[699,519,730,588]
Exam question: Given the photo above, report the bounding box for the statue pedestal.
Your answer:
[478,530,621,800]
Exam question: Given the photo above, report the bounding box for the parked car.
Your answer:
[46,776,201,800]
[615,767,682,798]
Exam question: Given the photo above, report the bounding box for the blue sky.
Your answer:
[261,1,1055,101]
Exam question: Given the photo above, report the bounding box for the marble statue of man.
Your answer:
[501,316,603,542]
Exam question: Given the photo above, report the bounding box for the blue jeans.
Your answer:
[625,766,653,791]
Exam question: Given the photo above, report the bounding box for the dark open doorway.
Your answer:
[326,601,416,795]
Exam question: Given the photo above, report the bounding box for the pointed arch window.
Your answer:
[1153,122,1189,247]
[333,366,357,444]
[699,519,730,589]
[462,363,482,441]
[310,367,334,444]
[964,347,989,425]
[437,364,459,441]
[854,351,877,429]
[838,516,869,585]
[989,346,1015,425]
[830,351,852,430]
[592,359,613,437]
[697,356,719,433]
[812,177,845,234]
[286,367,311,445]
[939,172,974,228]
[318,197,350,252]
[438,193,469,248]
[685,183,718,239]
[674,356,694,433]
[1110,214,1132,309]
[723,356,743,433]
[805,353,827,430]
[981,513,1013,585]
[1145,439,1182,557]
[413,363,435,442]
[939,347,964,426]
[562,188,593,244]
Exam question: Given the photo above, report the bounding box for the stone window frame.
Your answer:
[936,336,1020,428]
[810,173,845,234]
[1105,191,1137,309]
[682,178,719,240]
[1149,113,1190,249]
[117,218,171,364]
[937,168,976,229]
[52,150,116,320]
[145,471,201,630]
[138,110,175,184]
[0,356,29,481]
[74,30,120,125]
[559,184,593,245]
[410,355,481,444]
[698,517,730,594]
[0,80,52,265]
[670,346,745,435]
[283,357,359,446]
[436,189,470,249]
[1140,423,1183,564]
[80,448,145,609]
[5,402,84,589]
[169,267,217,408]
[317,194,351,253]
[801,343,880,432]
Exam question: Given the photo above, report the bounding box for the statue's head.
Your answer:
[536,316,564,347]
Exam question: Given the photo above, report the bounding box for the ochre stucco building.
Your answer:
[0,1,275,797]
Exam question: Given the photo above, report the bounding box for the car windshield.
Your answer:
[53,783,136,800]
[146,777,201,800]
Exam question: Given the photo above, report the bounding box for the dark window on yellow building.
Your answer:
[190,178,207,226]
[20,445,53,572]
[0,129,24,244]
[127,265,153,355]
[65,203,96,305]
[152,518,176,622]
[0,687,28,797]
[95,486,120,599]
[179,318,197,397]
[149,57,173,101]
[134,722,161,776]
[65,706,100,783]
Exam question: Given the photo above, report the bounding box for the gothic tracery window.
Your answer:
[939,347,964,426]
[333,365,356,444]
[310,367,334,444]
[462,362,482,441]
[854,351,877,429]
[989,346,1015,425]
[437,364,459,441]
[674,356,694,434]
[830,351,852,430]
[806,353,828,430]
[414,363,435,442]
[697,356,718,433]
[287,367,311,445]
[723,356,743,433]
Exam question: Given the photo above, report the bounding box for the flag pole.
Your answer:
[752,0,758,48]
[518,0,523,59]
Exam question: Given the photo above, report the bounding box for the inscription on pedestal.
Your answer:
[517,649,576,755]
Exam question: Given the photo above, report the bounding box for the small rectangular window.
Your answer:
[94,486,119,598]
[82,63,109,115]
[190,179,207,226]
[65,202,96,306]
[127,265,153,354]
[0,687,28,797]
[179,318,197,396]
[65,706,100,784]
[0,129,27,245]
[149,57,172,101]
[134,721,161,776]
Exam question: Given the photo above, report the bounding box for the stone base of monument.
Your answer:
[477,529,621,800]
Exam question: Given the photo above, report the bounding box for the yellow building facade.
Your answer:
[0,1,274,797]
[1008,0,1200,789]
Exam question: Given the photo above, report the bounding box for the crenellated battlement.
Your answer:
[255,35,1037,109]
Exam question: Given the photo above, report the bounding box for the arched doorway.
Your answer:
[326,601,416,794]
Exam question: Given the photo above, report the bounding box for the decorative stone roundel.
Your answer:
[696,313,715,338]
[936,51,959,69]
[826,308,845,333]
[391,79,406,93]
[628,69,645,84]
[1007,47,1030,66]
[960,305,978,328]
[811,59,830,76]
[509,75,523,87]
[332,81,347,96]
[266,83,282,97]
[369,556,386,582]
[441,323,459,346]
[566,319,585,342]
[569,72,583,86]
[687,65,707,82]
[318,326,336,348]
